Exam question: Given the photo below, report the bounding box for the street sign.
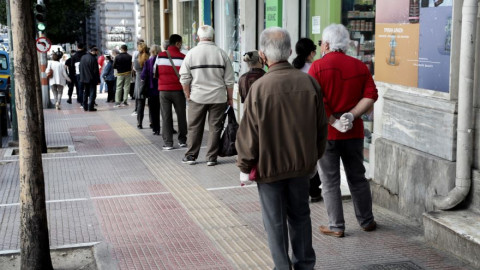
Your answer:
[35,37,51,53]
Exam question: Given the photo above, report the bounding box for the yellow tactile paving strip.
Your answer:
[102,111,273,269]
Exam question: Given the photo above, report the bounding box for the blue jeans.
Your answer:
[99,76,105,93]
[257,176,316,270]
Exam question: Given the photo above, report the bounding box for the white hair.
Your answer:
[198,25,214,40]
[259,27,291,63]
[322,24,350,52]
[149,44,160,55]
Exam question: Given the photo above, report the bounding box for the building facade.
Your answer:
[138,0,480,266]
[86,0,140,52]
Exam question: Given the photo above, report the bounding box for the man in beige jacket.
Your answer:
[180,25,234,166]
[236,27,328,270]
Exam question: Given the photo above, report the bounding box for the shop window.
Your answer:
[178,0,199,50]
[343,0,375,75]
[375,0,453,93]
[214,0,240,82]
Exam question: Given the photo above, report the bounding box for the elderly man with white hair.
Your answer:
[179,25,235,166]
[308,24,378,238]
[236,27,328,270]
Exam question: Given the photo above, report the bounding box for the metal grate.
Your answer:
[363,261,425,270]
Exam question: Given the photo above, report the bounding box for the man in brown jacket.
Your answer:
[236,27,328,270]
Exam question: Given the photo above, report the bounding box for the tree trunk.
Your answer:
[10,0,54,269]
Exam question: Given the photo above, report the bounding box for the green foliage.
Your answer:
[44,0,96,44]
[0,1,7,26]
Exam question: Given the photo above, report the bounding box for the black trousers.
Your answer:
[106,79,116,102]
[83,83,96,111]
[148,95,160,133]
[67,75,76,99]
[309,171,322,198]
[136,98,146,126]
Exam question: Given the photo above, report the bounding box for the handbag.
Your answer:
[218,106,239,157]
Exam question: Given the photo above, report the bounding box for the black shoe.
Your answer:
[182,155,196,165]
[67,99,72,104]
[137,125,143,129]
[88,108,97,112]
[173,129,178,134]
[310,195,322,203]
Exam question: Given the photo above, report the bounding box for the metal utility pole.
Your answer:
[6,0,17,141]
[36,0,52,109]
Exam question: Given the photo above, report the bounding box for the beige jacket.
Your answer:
[236,62,328,183]
[179,41,234,104]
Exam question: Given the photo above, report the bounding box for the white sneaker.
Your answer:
[178,143,187,148]
[162,146,174,150]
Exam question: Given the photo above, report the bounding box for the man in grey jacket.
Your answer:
[236,27,328,270]
[179,25,234,166]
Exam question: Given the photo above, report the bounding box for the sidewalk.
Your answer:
[0,93,475,270]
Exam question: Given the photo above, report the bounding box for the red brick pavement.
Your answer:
[92,193,234,270]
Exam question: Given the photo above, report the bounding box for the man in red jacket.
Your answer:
[308,24,378,238]
[155,34,187,150]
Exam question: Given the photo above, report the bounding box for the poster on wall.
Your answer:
[417,6,451,92]
[312,16,321,34]
[265,0,282,28]
[375,0,453,92]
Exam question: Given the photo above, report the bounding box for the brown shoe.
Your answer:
[362,221,377,232]
[319,225,345,238]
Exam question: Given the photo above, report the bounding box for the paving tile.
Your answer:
[0,98,476,269]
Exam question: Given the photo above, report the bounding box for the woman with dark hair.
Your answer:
[293,38,322,203]
[292,38,317,73]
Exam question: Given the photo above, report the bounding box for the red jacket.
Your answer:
[155,46,185,91]
[308,52,378,140]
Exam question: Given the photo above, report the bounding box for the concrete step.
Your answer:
[423,210,480,268]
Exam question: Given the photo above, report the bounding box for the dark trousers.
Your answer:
[161,91,188,147]
[106,79,116,102]
[257,176,316,270]
[309,172,322,198]
[67,75,76,100]
[185,101,226,160]
[75,74,84,104]
[319,139,374,231]
[83,83,96,111]
[136,98,146,126]
[148,95,160,133]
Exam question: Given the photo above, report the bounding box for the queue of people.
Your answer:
[54,23,377,270]
[236,24,378,269]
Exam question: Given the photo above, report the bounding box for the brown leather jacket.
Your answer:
[236,62,328,183]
